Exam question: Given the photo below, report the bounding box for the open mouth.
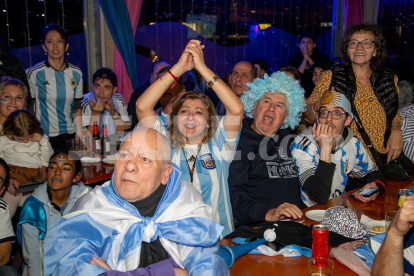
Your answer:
[52,178,63,183]
[263,115,274,124]
[184,124,197,129]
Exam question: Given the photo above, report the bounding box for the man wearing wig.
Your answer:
[43,128,229,276]
[229,71,306,225]
[291,90,386,207]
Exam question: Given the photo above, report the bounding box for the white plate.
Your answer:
[102,157,116,164]
[80,156,101,163]
[305,210,326,222]
[364,220,387,234]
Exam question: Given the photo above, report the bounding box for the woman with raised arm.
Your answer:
[136,40,244,236]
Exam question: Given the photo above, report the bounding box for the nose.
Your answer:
[10,96,16,104]
[124,159,137,173]
[269,102,276,111]
[355,42,364,49]
[326,111,334,121]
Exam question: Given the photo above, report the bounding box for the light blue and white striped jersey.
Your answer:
[26,61,83,137]
[291,127,378,207]
[155,107,170,131]
[401,104,414,160]
[81,91,130,136]
[153,116,240,237]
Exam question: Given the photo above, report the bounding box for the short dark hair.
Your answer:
[0,157,10,188]
[299,31,315,44]
[93,68,117,88]
[233,61,256,80]
[251,58,269,72]
[341,24,386,72]
[310,62,330,72]
[41,23,68,46]
[50,151,82,175]
[158,66,184,84]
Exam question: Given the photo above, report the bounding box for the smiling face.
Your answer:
[114,129,172,202]
[42,30,69,61]
[347,31,377,67]
[0,85,26,123]
[229,62,255,97]
[92,78,117,102]
[251,92,288,137]
[176,99,209,144]
[317,105,353,137]
[47,153,80,192]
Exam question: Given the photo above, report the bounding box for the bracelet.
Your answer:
[205,74,220,89]
[168,70,178,82]
[159,76,167,87]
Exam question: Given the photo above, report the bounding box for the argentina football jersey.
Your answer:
[27,61,83,137]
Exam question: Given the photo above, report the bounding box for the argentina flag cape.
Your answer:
[43,164,229,276]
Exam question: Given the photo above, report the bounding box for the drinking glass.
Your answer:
[308,257,334,276]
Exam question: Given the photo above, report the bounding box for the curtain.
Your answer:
[345,0,363,27]
[99,0,142,104]
[363,0,379,24]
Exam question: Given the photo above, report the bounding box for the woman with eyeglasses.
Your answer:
[304,24,403,181]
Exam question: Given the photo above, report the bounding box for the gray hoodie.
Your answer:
[20,182,91,276]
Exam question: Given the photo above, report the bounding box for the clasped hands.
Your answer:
[90,97,117,116]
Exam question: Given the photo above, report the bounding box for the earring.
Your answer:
[44,52,47,56]
[66,52,69,56]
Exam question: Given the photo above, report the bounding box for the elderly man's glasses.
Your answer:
[348,39,375,49]
[318,109,348,120]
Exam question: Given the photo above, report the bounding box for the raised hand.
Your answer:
[104,99,117,116]
[312,122,333,150]
[90,97,105,115]
[184,40,206,71]
[31,133,43,142]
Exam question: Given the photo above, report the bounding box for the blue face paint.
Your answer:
[0,99,5,104]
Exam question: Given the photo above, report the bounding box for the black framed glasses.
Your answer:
[318,109,348,120]
[348,39,375,49]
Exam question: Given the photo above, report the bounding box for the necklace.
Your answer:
[49,62,66,71]
[182,147,201,184]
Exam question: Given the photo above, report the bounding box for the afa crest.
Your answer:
[344,160,349,173]
[70,77,77,87]
[200,153,216,170]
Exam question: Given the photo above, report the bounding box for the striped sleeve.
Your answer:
[0,198,15,243]
[401,105,414,160]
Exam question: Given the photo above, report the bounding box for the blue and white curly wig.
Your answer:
[241,71,306,129]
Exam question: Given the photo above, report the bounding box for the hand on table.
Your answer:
[265,203,303,222]
[353,182,379,203]
[384,129,403,163]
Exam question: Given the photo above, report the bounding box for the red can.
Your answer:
[312,225,329,265]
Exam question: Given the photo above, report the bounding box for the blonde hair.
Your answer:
[0,76,28,107]
[2,110,44,140]
[168,92,218,150]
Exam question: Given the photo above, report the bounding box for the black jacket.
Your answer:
[229,118,304,224]
[287,48,331,98]
[0,49,29,95]
[330,63,398,147]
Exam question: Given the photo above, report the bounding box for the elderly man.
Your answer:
[43,128,228,276]
[291,90,387,206]
[228,72,306,225]
[216,61,256,116]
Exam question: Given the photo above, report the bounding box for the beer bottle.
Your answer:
[102,124,111,156]
[93,122,101,155]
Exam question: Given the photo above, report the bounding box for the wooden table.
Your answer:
[81,161,114,185]
[222,176,414,275]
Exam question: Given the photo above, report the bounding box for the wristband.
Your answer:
[168,70,178,82]
[205,74,220,89]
